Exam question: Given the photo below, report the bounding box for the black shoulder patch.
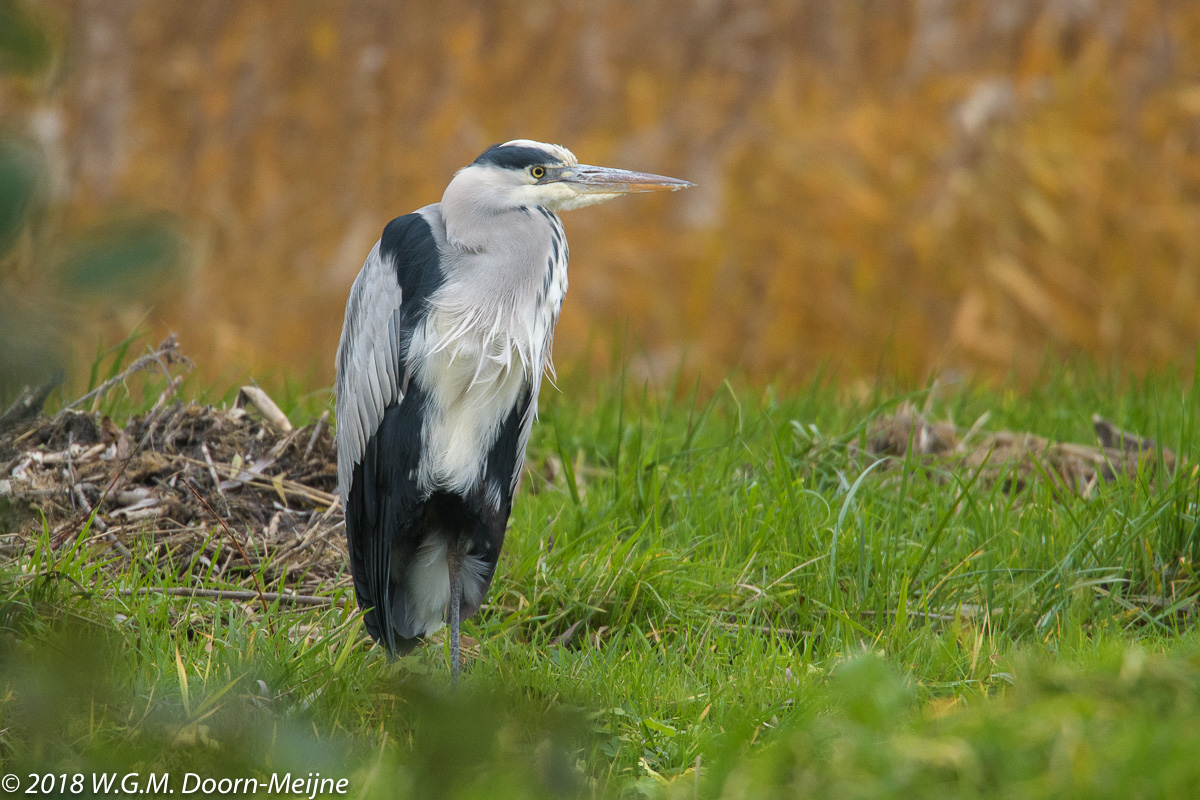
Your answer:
[473,143,557,171]
[379,213,444,317]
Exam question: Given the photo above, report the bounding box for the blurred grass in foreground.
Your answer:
[2,360,1199,796]
[2,580,1199,798]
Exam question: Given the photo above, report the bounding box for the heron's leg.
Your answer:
[447,542,463,683]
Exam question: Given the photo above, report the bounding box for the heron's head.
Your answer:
[444,139,693,217]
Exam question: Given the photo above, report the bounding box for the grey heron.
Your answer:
[335,139,692,678]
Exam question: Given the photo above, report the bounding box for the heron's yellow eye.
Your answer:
[531,166,546,179]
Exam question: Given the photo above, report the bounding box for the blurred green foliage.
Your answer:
[0,576,589,800]
[0,139,40,258]
[0,0,50,76]
[55,215,184,297]
[0,0,183,405]
[688,649,1200,799]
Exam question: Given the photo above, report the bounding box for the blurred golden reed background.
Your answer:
[5,0,1200,390]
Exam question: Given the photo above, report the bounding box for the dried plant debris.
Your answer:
[865,402,1179,497]
[0,359,347,602]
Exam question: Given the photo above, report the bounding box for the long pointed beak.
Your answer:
[566,165,694,194]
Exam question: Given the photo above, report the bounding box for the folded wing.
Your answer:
[335,211,444,651]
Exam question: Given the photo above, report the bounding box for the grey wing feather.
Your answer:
[336,240,406,502]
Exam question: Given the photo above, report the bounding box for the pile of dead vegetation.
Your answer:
[849,402,1190,624]
[0,337,347,605]
[862,401,1180,496]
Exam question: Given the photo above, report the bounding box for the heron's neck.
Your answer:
[441,171,530,251]
[442,204,530,252]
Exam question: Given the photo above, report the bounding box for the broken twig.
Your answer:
[237,385,293,434]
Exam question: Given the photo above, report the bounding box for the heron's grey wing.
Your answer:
[335,239,404,503]
[336,211,444,652]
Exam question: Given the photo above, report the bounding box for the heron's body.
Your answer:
[335,140,690,672]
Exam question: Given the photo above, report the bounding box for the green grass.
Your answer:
[2,361,1199,798]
